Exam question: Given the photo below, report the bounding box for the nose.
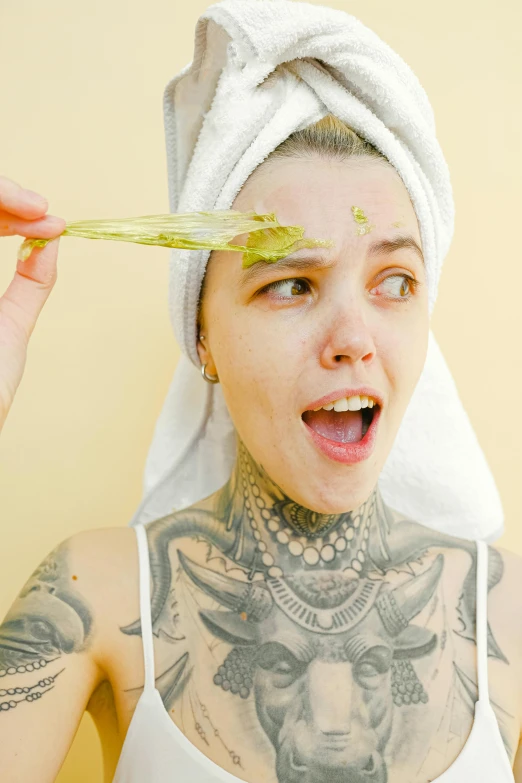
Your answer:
[318,295,376,370]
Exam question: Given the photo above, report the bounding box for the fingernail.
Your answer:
[24,189,48,208]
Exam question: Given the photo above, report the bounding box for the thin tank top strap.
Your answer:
[476,539,490,703]
[134,523,156,692]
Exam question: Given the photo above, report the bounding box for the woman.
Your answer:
[1,8,521,783]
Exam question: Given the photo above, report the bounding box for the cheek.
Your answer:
[376,310,429,397]
[211,302,305,415]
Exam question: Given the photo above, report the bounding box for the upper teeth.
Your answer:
[313,395,378,412]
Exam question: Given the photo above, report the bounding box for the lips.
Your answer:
[301,404,381,465]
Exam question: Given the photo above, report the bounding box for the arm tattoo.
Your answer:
[0,540,93,715]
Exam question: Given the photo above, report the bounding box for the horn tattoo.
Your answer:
[199,609,259,645]
[177,551,274,621]
[371,523,506,661]
[376,554,444,636]
[121,510,239,636]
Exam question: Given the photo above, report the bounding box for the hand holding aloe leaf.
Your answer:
[18,209,332,267]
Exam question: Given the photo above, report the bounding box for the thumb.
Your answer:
[2,237,60,342]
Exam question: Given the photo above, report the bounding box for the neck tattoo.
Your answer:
[237,440,377,580]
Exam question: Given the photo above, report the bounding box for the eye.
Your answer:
[256,642,308,685]
[257,643,300,672]
[272,660,292,674]
[259,277,312,299]
[357,662,379,678]
[352,646,392,688]
[371,273,419,302]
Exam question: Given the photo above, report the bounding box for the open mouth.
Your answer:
[301,402,378,444]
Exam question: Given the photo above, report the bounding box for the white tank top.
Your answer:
[112,524,514,783]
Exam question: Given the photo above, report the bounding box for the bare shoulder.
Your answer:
[63,525,139,590]
[61,525,140,635]
[1,525,141,665]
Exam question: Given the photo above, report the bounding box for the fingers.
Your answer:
[0,176,65,239]
[2,237,60,342]
[0,209,66,239]
[0,175,49,219]
[0,177,63,432]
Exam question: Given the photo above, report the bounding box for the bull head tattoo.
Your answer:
[178,550,443,782]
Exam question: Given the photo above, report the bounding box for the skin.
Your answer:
[100,154,517,781]
[2,163,522,783]
[197,155,429,515]
[0,175,65,434]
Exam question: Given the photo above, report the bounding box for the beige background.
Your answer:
[1,0,521,780]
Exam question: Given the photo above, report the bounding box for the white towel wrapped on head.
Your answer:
[127,0,504,542]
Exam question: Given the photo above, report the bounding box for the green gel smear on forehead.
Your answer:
[351,205,375,236]
[242,217,334,267]
[17,209,334,265]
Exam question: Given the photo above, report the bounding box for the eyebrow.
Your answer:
[238,233,424,288]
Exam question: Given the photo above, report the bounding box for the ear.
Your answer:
[196,329,208,365]
[196,320,217,375]
[196,330,218,376]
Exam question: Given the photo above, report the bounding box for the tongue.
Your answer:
[302,409,363,443]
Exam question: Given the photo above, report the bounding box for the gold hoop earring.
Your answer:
[201,362,219,384]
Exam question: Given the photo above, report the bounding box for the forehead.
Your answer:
[233,156,420,245]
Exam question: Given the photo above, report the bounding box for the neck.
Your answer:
[213,435,393,579]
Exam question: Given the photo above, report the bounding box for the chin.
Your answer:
[279,463,379,514]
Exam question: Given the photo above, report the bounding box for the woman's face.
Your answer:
[198,156,429,513]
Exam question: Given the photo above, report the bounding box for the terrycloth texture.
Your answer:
[127,0,504,541]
